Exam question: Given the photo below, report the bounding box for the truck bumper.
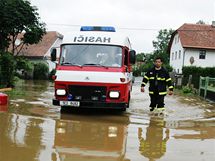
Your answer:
[52,99,127,109]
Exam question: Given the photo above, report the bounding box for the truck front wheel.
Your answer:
[125,92,131,108]
[60,106,71,113]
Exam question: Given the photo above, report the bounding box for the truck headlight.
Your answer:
[56,89,66,96]
[109,91,120,98]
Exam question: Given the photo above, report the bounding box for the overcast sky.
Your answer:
[30,0,215,53]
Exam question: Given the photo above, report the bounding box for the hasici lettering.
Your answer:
[74,36,111,43]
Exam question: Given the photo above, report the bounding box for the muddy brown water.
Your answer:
[0,79,215,161]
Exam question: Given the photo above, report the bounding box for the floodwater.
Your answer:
[0,78,215,161]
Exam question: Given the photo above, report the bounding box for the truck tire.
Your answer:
[125,92,131,108]
[60,106,70,113]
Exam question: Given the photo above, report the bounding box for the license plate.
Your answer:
[60,101,80,107]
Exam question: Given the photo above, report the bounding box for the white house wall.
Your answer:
[170,33,184,73]
[184,49,215,68]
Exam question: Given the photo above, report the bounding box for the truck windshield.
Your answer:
[60,45,122,67]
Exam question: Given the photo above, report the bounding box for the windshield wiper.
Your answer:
[82,63,108,68]
[61,62,82,67]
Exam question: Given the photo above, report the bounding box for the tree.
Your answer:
[0,0,46,54]
[136,53,145,62]
[152,29,174,64]
[0,52,15,87]
[196,20,206,24]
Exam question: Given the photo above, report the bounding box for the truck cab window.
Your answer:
[60,45,123,67]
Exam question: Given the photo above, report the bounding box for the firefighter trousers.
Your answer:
[149,94,165,109]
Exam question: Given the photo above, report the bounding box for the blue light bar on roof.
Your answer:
[80,26,116,32]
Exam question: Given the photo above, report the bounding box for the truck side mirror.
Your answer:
[129,50,136,64]
[51,48,57,61]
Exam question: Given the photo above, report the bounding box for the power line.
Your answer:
[47,23,164,31]
[48,23,80,27]
[47,23,215,32]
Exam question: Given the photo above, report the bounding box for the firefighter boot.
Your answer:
[154,107,165,115]
[150,107,156,112]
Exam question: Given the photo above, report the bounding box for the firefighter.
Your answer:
[141,57,173,112]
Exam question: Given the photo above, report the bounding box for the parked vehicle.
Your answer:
[51,26,136,111]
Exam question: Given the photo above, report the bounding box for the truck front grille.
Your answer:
[68,85,107,102]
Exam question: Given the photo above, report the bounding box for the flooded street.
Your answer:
[0,78,215,161]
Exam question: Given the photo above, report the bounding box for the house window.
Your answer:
[175,51,177,60]
[199,50,206,59]
[179,50,181,59]
[172,52,174,60]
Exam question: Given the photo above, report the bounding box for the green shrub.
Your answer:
[182,86,193,93]
[163,64,173,72]
[0,52,16,87]
[14,57,34,79]
[15,57,33,72]
[141,63,154,72]
[33,62,49,80]
[49,69,56,80]
[132,67,141,77]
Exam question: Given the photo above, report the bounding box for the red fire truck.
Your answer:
[51,26,136,111]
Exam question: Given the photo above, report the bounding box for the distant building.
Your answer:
[168,23,215,73]
[15,31,63,71]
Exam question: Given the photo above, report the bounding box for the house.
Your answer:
[168,23,215,73]
[16,31,63,71]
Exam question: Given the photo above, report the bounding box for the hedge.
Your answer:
[33,62,49,80]
[182,66,215,88]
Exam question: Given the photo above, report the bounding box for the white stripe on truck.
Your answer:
[56,70,132,84]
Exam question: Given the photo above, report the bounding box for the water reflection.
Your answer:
[8,80,53,114]
[0,104,8,112]
[138,118,169,161]
[53,112,130,161]
[0,113,48,161]
[173,121,215,139]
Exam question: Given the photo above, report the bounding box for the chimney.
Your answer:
[212,21,215,27]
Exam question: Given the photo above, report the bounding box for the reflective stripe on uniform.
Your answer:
[159,91,167,95]
[142,82,146,86]
[149,91,154,94]
[149,77,155,80]
[169,86,174,89]
[166,78,171,82]
[144,75,149,80]
[157,77,166,81]
[157,107,165,110]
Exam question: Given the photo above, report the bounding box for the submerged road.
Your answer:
[0,78,215,161]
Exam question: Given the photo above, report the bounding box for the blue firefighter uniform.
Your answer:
[141,66,174,111]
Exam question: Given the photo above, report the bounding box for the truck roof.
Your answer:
[62,31,131,48]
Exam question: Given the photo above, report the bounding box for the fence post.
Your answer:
[188,75,192,88]
[199,76,202,96]
[204,77,209,99]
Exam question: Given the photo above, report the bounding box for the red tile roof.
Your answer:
[16,31,63,57]
[168,23,215,52]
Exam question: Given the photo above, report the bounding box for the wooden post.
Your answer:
[199,76,202,96]
[188,75,192,88]
[204,77,209,99]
